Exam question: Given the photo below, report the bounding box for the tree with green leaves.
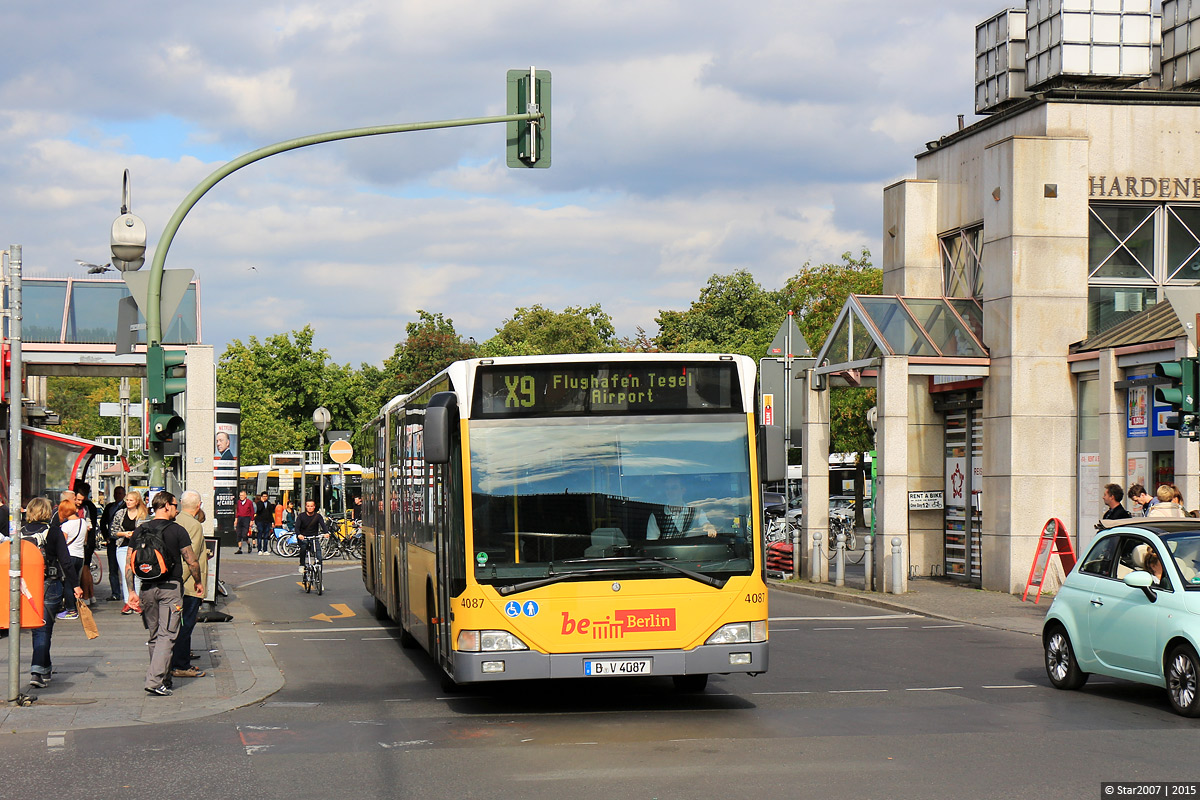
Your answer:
[654,270,783,358]
[481,303,617,356]
[782,248,882,525]
[383,310,478,396]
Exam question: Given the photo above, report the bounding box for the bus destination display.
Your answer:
[475,363,741,417]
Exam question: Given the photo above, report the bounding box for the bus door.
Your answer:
[433,462,452,669]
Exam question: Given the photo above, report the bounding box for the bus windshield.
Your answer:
[469,415,754,586]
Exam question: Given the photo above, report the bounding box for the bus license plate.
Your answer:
[584,659,652,676]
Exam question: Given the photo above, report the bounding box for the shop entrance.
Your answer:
[939,393,983,584]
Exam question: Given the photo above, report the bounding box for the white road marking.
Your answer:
[906,686,963,692]
[237,565,359,588]
[981,684,1037,689]
[866,626,909,630]
[362,637,394,641]
[922,624,965,629]
[265,626,399,634]
[302,637,346,641]
[384,698,412,703]
[46,731,65,749]
[770,628,799,632]
[244,745,274,755]
[752,691,813,696]
[241,725,288,730]
[829,689,889,694]
[813,627,854,631]
[379,740,431,749]
[350,720,384,725]
[770,614,921,622]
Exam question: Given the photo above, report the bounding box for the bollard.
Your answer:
[891,537,903,594]
[792,523,802,581]
[864,534,873,591]
[834,533,845,587]
[811,531,821,582]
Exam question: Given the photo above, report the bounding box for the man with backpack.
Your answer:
[125,491,202,697]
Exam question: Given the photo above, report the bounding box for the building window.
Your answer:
[1088,202,1200,335]
[940,226,983,299]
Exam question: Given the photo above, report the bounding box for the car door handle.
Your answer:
[1090,599,1104,607]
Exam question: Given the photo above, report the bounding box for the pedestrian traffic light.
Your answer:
[146,343,186,443]
[1155,357,1199,436]
[506,68,550,168]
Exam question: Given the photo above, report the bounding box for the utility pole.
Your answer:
[7,245,24,704]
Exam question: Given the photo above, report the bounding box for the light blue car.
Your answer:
[1043,519,1200,716]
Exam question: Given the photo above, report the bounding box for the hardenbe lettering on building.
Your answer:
[1089,176,1200,199]
[561,608,677,640]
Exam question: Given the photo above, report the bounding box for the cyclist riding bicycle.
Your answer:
[295,499,328,575]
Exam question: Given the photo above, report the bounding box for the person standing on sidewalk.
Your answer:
[235,490,254,554]
[56,497,88,620]
[125,491,202,697]
[111,491,148,614]
[169,490,208,680]
[1101,484,1132,522]
[254,491,276,555]
[100,486,125,601]
[23,497,81,689]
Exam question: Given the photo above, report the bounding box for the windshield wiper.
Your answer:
[496,557,726,596]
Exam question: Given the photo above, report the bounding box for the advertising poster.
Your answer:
[214,403,241,545]
[1127,386,1149,438]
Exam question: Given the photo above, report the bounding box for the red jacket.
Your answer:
[236,498,255,518]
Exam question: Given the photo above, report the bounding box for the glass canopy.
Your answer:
[816,296,987,369]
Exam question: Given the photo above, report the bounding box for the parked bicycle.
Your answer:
[829,507,856,551]
[323,514,363,560]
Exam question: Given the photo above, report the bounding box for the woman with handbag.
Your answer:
[57,497,88,620]
[110,491,148,614]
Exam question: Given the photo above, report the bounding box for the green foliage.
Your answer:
[384,311,478,395]
[781,248,881,350]
[653,270,783,357]
[781,249,882,456]
[481,304,617,356]
[48,377,141,440]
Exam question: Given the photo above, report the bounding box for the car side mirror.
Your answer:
[1123,569,1157,602]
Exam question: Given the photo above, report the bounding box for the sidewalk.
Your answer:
[770,575,1051,636]
[0,571,283,732]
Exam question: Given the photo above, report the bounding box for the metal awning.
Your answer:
[814,295,990,386]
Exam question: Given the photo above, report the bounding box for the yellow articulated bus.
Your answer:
[358,353,786,691]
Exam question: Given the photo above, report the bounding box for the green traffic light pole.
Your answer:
[142,110,545,487]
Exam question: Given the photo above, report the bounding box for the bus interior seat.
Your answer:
[586,527,627,557]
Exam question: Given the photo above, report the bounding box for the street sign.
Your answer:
[329,440,353,464]
[123,269,194,330]
[908,491,944,510]
[99,402,143,417]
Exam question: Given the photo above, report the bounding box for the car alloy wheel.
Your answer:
[1166,645,1200,717]
[1044,625,1088,690]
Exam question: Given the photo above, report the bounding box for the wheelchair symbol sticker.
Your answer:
[504,601,521,618]
[522,600,539,617]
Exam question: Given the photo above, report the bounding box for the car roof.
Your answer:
[1097,519,1200,535]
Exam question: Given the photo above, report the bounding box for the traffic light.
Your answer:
[146,342,186,443]
[506,68,550,168]
[1155,357,1199,436]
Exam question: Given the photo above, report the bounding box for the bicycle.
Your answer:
[323,516,363,560]
[301,535,325,596]
[88,551,103,587]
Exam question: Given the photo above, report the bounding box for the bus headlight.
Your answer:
[457,630,530,652]
[705,621,767,645]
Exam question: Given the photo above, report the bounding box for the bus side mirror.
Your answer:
[759,424,786,483]
[424,392,458,464]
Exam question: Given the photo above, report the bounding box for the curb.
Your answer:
[769,578,1045,637]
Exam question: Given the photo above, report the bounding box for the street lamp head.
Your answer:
[313,406,331,432]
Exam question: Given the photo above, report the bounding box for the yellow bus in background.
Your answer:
[358,354,784,691]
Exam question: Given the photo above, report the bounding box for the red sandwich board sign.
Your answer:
[1023,517,1077,604]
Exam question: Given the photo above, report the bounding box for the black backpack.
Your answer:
[131,521,176,581]
[21,522,59,581]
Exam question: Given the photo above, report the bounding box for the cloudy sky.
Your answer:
[0,0,1005,365]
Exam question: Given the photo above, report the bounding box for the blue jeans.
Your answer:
[171,594,203,670]
[256,520,272,552]
[31,579,63,677]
